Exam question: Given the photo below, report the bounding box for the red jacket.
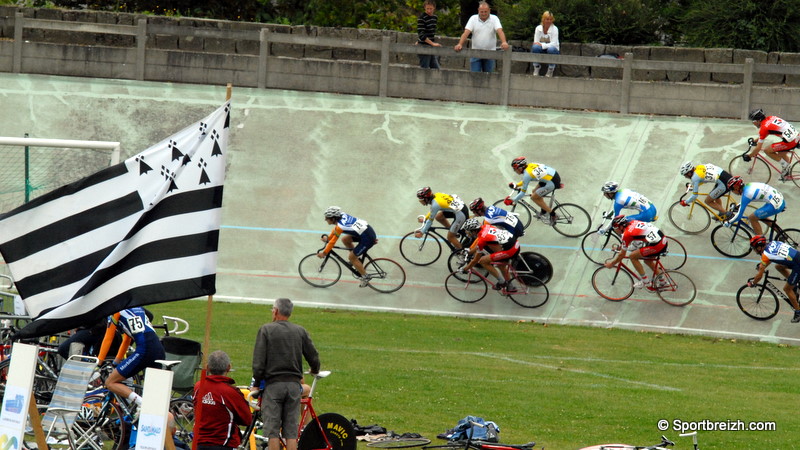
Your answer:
[193,375,252,447]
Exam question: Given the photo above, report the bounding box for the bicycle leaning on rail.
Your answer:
[580,211,687,270]
[590,249,696,306]
[492,185,592,237]
[298,239,406,293]
[667,183,749,235]
[444,254,550,308]
[238,370,356,450]
[728,137,800,187]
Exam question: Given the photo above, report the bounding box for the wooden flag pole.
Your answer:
[28,393,48,450]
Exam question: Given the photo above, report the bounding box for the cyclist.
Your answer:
[318,206,377,288]
[459,218,521,291]
[599,181,657,234]
[678,161,733,219]
[468,197,524,238]
[101,307,166,410]
[604,215,668,289]
[723,176,785,236]
[415,187,468,251]
[744,108,799,177]
[749,235,800,323]
[506,157,561,225]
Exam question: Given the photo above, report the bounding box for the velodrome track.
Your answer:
[3,73,800,345]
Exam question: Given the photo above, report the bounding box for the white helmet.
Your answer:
[462,218,482,232]
[324,206,343,219]
[679,161,694,176]
[601,181,619,194]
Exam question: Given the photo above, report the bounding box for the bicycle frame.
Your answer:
[737,140,799,180]
[679,184,738,222]
[752,271,794,307]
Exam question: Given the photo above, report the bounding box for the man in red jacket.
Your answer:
[193,350,252,450]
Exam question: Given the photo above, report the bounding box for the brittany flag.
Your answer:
[0,102,230,338]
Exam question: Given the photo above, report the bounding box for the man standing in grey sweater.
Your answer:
[251,298,320,450]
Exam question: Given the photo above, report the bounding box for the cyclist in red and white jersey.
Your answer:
[459,219,521,291]
[604,215,668,289]
[745,108,800,177]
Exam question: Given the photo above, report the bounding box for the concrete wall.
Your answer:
[2,6,800,121]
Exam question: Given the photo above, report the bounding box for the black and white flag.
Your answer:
[0,102,230,338]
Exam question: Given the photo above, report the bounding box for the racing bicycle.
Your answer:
[492,185,591,237]
[444,255,549,308]
[736,269,800,321]
[579,432,700,450]
[728,137,800,187]
[580,211,687,270]
[239,371,356,450]
[710,216,800,259]
[591,250,696,306]
[399,220,473,269]
[667,183,750,235]
[298,240,406,293]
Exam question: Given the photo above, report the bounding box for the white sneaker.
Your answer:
[633,278,649,289]
[358,275,371,288]
[781,164,791,177]
[545,67,555,77]
[532,65,541,76]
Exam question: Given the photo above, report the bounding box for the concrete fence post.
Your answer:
[136,19,147,81]
[258,29,270,89]
[500,49,511,106]
[742,58,754,120]
[621,52,633,114]
[13,12,22,74]
[379,36,390,97]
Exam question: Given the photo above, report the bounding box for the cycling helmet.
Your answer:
[679,161,694,176]
[416,186,433,200]
[750,235,767,249]
[323,206,343,219]
[601,181,619,194]
[511,157,528,170]
[469,197,486,214]
[462,218,482,232]
[611,214,629,229]
[748,108,766,123]
[726,176,744,191]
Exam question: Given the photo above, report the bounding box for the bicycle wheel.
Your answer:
[444,272,488,303]
[580,231,621,265]
[654,270,696,306]
[492,199,532,230]
[169,397,195,447]
[367,438,432,448]
[776,228,800,248]
[447,251,488,283]
[736,284,780,320]
[507,275,549,308]
[667,200,711,234]
[364,258,406,293]
[790,161,800,188]
[299,412,357,450]
[661,236,687,270]
[591,266,634,301]
[551,203,592,237]
[298,254,342,288]
[80,394,130,450]
[514,252,553,285]
[399,231,443,266]
[729,154,771,184]
[710,224,752,258]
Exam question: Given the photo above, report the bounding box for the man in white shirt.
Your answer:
[453,1,509,72]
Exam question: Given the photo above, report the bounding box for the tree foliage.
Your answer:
[37,0,800,52]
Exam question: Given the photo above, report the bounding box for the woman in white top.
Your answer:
[531,11,560,77]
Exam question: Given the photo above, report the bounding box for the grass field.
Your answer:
[148,299,798,449]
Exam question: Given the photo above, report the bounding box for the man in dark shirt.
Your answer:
[417,0,441,69]
[251,298,320,450]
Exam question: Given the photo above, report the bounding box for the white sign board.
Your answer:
[134,367,174,450]
[0,343,38,449]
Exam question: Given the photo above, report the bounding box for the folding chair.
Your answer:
[160,336,202,396]
[38,355,100,448]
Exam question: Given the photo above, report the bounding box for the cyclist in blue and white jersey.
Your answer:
[318,206,377,287]
[749,235,800,323]
[468,197,524,238]
[599,181,657,234]
[103,307,165,408]
[724,176,785,236]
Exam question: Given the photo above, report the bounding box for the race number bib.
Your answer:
[702,165,720,182]
[531,165,548,180]
[350,219,369,234]
[448,196,464,211]
[782,124,799,142]
[768,191,783,209]
[127,316,146,334]
[775,243,792,260]
[488,227,512,245]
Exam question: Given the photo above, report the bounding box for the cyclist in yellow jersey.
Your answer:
[678,161,733,219]
[506,157,561,225]
[415,186,468,251]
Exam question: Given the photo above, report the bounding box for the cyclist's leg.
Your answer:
[627,204,657,223]
[487,243,520,284]
[751,203,781,237]
[348,227,376,276]
[531,180,555,214]
[768,141,796,165]
[106,353,147,406]
[446,208,467,250]
[704,181,728,216]
[477,253,502,283]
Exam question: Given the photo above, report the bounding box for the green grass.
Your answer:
[148,299,797,449]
